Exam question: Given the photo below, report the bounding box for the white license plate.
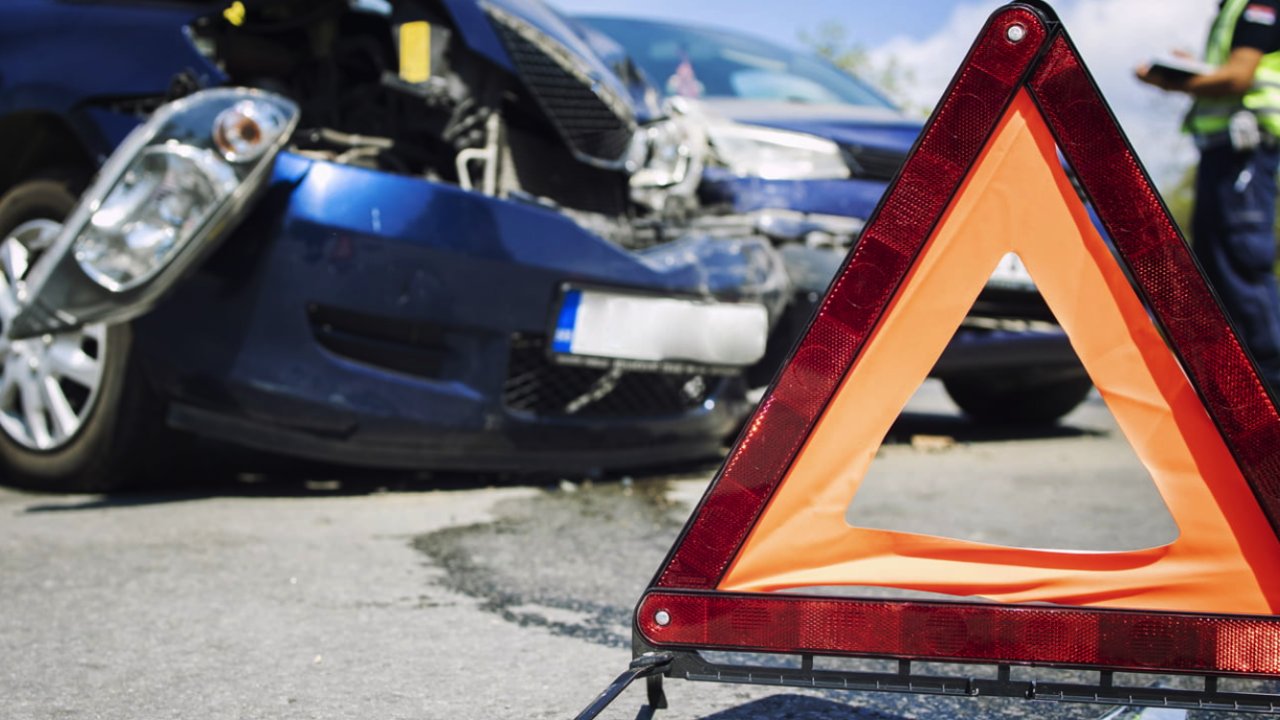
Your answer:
[551,288,768,368]
[987,252,1037,290]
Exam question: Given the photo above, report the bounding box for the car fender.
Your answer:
[0,1,224,105]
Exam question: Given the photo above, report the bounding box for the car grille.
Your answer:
[504,334,718,418]
[488,7,635,165]
[841,144,908,182]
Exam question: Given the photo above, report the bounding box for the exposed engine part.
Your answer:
[290,127,399,169]
[441,97,494,152]
[187,0,732,251]
[381,72,466,112]
[456,112,502,195]
[311,128,394,150]
[191,0,486,180]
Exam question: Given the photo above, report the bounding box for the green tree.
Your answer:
[798,21,926,116]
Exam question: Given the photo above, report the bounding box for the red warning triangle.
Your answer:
[636,3,1280,677]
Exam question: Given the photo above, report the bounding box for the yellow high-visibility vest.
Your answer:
[1187,0,1280,138]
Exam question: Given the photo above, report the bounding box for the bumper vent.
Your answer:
[504,334,718,418]
[487,6,635,165]
[308,304,448,379]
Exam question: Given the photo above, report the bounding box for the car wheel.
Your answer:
[942,372,1094,426]
[0,178,165,492]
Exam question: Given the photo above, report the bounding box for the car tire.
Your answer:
[942,372,1094,426]
[0,178,168,492]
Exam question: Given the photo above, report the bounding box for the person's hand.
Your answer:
[1136,64,1184,92]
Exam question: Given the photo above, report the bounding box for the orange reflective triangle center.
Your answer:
[719,90,1280,615]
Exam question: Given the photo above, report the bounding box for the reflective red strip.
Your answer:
[1027,36,1280,529]
[655,5,1050,591]
[638,592,1280,676]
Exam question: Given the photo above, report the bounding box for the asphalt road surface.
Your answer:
[0,381,1272,719]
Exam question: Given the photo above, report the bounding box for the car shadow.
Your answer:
[18,470,497,513]
[690,694,902,719]
[18,439,533,512]
[638,693,1126,719]
[883,409,1105,445]
[20,403,1106,513]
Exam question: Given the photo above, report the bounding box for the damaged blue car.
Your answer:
[0,0,791,491]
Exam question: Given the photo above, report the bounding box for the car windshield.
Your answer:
[578,16,896,110]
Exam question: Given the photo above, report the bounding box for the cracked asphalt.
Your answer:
[0,381,1273,719]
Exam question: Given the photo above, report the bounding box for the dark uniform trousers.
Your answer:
[1193,142,1280,390]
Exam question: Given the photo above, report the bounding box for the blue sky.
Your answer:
[556,0,983,50]
[556,0,1217,186]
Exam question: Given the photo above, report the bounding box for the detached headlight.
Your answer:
[8,88,299,338]
[74,92,296,292]
[707,122,850,181]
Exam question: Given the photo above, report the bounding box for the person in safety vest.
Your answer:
[1138,0,1280,392]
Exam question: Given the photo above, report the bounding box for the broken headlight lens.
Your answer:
[76,145,238,291]
[5,89,298,339]
[706,122,850,181]
[631,119,696,188]
[71,89,298,292]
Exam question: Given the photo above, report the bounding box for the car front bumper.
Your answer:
[132,153,787,471]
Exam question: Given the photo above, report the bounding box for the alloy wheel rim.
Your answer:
[0,219,108,451]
